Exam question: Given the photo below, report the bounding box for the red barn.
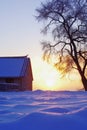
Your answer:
[0,56,33,91]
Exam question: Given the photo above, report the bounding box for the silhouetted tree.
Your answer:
[36,0,87,91]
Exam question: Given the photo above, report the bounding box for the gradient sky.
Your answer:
[0,0,43,56]
[0,0,83,91]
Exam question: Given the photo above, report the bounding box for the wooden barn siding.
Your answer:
[21,63,33,91]
[0,78,21,91]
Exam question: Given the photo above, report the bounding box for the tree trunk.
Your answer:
[81,76,87,91]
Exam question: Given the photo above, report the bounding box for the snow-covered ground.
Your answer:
[0,90,87,130]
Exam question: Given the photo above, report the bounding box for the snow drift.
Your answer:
[0,90,87,130]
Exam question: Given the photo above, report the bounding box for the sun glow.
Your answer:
[32,58,82,91]
[33,58,62,90]
[43,68,60,90]
[45,78,56,89]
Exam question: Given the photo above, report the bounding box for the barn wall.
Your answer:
[21,60,33,91]
[0,79,5,83]
[0,78,22,91]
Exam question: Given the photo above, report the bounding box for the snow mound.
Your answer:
[0,90,87,130]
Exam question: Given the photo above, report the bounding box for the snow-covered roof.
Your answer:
[0,56,31,78]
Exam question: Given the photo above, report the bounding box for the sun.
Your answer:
[33,58,82,91]
[33,59,62,90]
[41,64,61,90]
[45,78,56,89]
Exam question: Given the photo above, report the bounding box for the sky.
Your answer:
[0,0,83,91]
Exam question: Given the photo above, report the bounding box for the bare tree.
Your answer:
[36,0,87,91]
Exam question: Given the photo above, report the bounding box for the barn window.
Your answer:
[6,78,14,83]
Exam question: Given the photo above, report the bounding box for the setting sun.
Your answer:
[32,58,82,91]
[44,68,60,90]
[46,78,55,87]
[33,58,63,90]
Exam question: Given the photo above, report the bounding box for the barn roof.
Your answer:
[0,56,32,78]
